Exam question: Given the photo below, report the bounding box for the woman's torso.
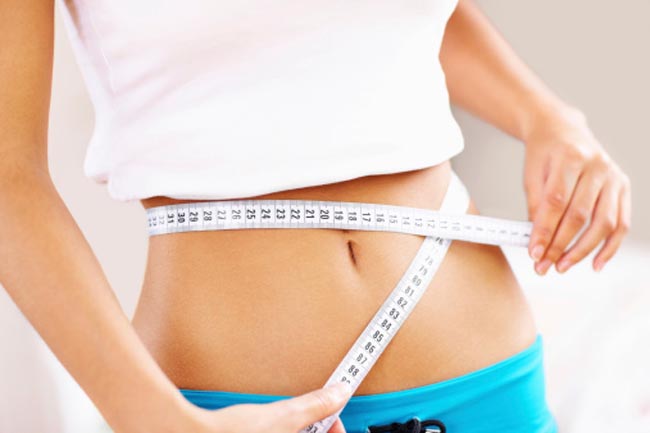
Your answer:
[134,160,538,396]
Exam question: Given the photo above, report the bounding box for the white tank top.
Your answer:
[56,0,465,202]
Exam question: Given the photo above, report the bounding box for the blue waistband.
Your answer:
[179,334,558,433]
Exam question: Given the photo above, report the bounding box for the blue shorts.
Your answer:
[179,333,558,433]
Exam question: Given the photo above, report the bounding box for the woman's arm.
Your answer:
[439,0,631,274]
[0,2,193,432]
[0,3,353,433]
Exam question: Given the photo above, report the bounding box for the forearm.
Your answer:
[440,0,583,140]
[0,166,188,433]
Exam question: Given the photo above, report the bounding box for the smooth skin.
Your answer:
[439,2,632,274]
[0,1,630,433]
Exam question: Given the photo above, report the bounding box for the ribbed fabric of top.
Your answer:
[56,0,465,203]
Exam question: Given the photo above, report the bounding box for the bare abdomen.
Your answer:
[133,160,538,396]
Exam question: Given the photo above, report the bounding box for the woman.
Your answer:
[0,0,631,432]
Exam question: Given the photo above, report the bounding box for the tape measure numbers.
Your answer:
[146,200,531,247]
[145,177,532,433]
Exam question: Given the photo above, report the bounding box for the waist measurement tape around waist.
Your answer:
[144,176,532,433]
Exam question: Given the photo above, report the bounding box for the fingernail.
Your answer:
[531,244,544,261]
[557,259,570,273]
[328,382,353,401]
[535,259,552,275]
[594,260,604,272]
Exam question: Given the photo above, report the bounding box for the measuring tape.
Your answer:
[145,172,532,433]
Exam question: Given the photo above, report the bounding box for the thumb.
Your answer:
[269,382,353,432]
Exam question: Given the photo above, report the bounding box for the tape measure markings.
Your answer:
[146,199,532,247]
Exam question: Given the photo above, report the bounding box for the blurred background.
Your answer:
[1,1,648,432]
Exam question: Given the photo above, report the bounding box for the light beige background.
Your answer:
[1,1,648,432]
[452,1,649,242]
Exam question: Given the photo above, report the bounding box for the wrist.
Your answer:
[109,381,198,433]
[150,388,202,433]
[518,97,588,143]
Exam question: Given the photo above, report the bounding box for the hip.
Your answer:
[134,160,538,396]
[180,334,558,433]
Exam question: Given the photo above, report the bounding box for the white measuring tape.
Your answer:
[145,172,532,433]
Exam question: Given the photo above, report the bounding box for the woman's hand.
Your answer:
[438,1,632,275]
[175,382,353,433]
[523,106,632,275]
